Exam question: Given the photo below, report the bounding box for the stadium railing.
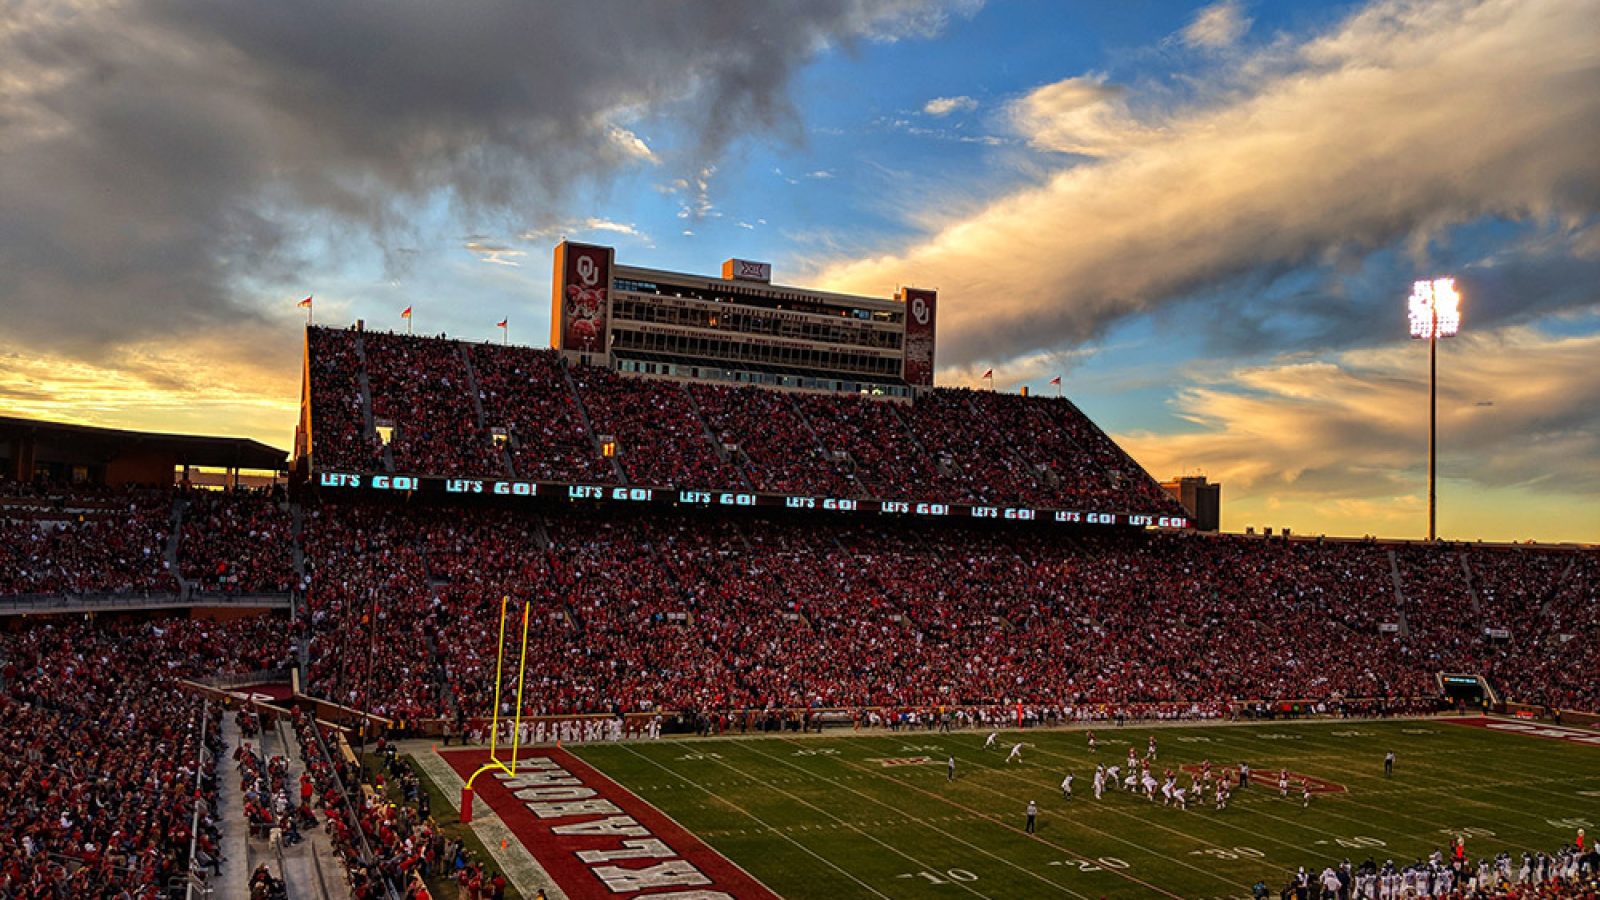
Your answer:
[184,699,213,900]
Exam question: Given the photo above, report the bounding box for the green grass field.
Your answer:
[570,718,1599,898]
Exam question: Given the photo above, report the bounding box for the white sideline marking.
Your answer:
[752,738,1184,898]
[612,743,896,900]
[411,750,570,900]
[692,746,1012,900]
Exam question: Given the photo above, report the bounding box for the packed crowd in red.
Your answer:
[0,614,289,897]
[297,499,1598,721]
[179,488,296,594]
[305,327,1189,516]
[468,342,610,483]
[0,481,177,596]
[0,481,296,599]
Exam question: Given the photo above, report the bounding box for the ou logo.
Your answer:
[576,254,600,286]
[911,297,930,325]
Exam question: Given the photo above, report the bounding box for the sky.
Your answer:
[2,0,1596,542]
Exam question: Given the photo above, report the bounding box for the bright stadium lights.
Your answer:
[1408,277,1462,542]
[1408,278,1461,340]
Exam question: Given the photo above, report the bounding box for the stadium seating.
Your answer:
[361,331,505,477]
[0,614,288,896]
[469,343,613,483]
[179,488,295,594]
[296,497,1598,720]
[303,328,1188,516]
[0,481,178,596]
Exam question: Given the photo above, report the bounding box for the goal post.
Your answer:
[460,595,532,822]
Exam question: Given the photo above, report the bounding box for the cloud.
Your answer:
[1008,75,1160,157]
[1121,322,1600,498]
[1116,320,1600,538]
[814,0,1600,368]
[464,240,527,267]
[0,0,973,361]
[607,126,658,164]
[1180,0,1253,49]
[518,218,649,244]
[806,169,836,179]
[923,95,978,116]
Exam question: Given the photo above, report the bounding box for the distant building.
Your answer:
[1161,475,1220,532]
[551,241,936,397]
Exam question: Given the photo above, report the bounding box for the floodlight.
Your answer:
[1408,278,1461,340]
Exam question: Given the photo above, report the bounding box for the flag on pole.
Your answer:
[496,318,507,328]
[298,296,313,309]
[400,306,412,319]
[1049,375,1061,386]
[982,368,993,379]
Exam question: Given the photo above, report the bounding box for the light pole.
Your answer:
[1407,278,1461,541]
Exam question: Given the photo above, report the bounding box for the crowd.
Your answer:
[0,481,177,596]
[307,326,385,472]
[468,343,612,483]
[304,328,1188,516]
[362,331,505,477]
[0,614,288,897]
[296,499,1597,722]
[0,480,304,600]
[179,488,295,594]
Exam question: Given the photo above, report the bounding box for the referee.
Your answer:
[1025,800,1038,834]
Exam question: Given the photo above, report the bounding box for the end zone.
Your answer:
[441,748,781,900]
[1445,716,1600,747]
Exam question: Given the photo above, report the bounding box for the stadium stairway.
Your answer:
[1386,547,1411,637]
[560,361,627,484]
[459,345,515,478]
[681,383,758,493]
[272,716,349,900]
[1459,552,1484,615]
[167,494,189,597]
[218,715,252,900]
[351,332,395,474]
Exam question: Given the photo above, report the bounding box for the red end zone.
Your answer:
[1446,716,1600,747]
[442,748,780,900]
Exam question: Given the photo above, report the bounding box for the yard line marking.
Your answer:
[736,740,1107,899]
[611,742,895,900]
[933,736,1338,865]
[765,737,1205,898]
[693,747,1011,900]
[1185,728,1580,847]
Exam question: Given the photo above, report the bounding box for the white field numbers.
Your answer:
[790,747,839,756]
[675,752,724,761]
[1047,857,1129,873]
[896,869,978,884]
[1188,846,1266,860]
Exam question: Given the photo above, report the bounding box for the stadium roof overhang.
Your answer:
[0,415,288,472]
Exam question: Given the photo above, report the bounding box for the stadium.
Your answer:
[6,2,1600,898]
[2,240,1596,900]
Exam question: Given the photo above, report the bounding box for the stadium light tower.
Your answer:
[1408,277,1461,542]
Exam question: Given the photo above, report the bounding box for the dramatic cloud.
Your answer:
[1117,320,1600,538]
[0,0,973,359]
[1008,76,1160,157]
[1180,0,1253,49]
[923,95,979,116]
[815,0,1600,368]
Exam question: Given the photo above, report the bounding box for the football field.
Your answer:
[559,717,1600,898]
